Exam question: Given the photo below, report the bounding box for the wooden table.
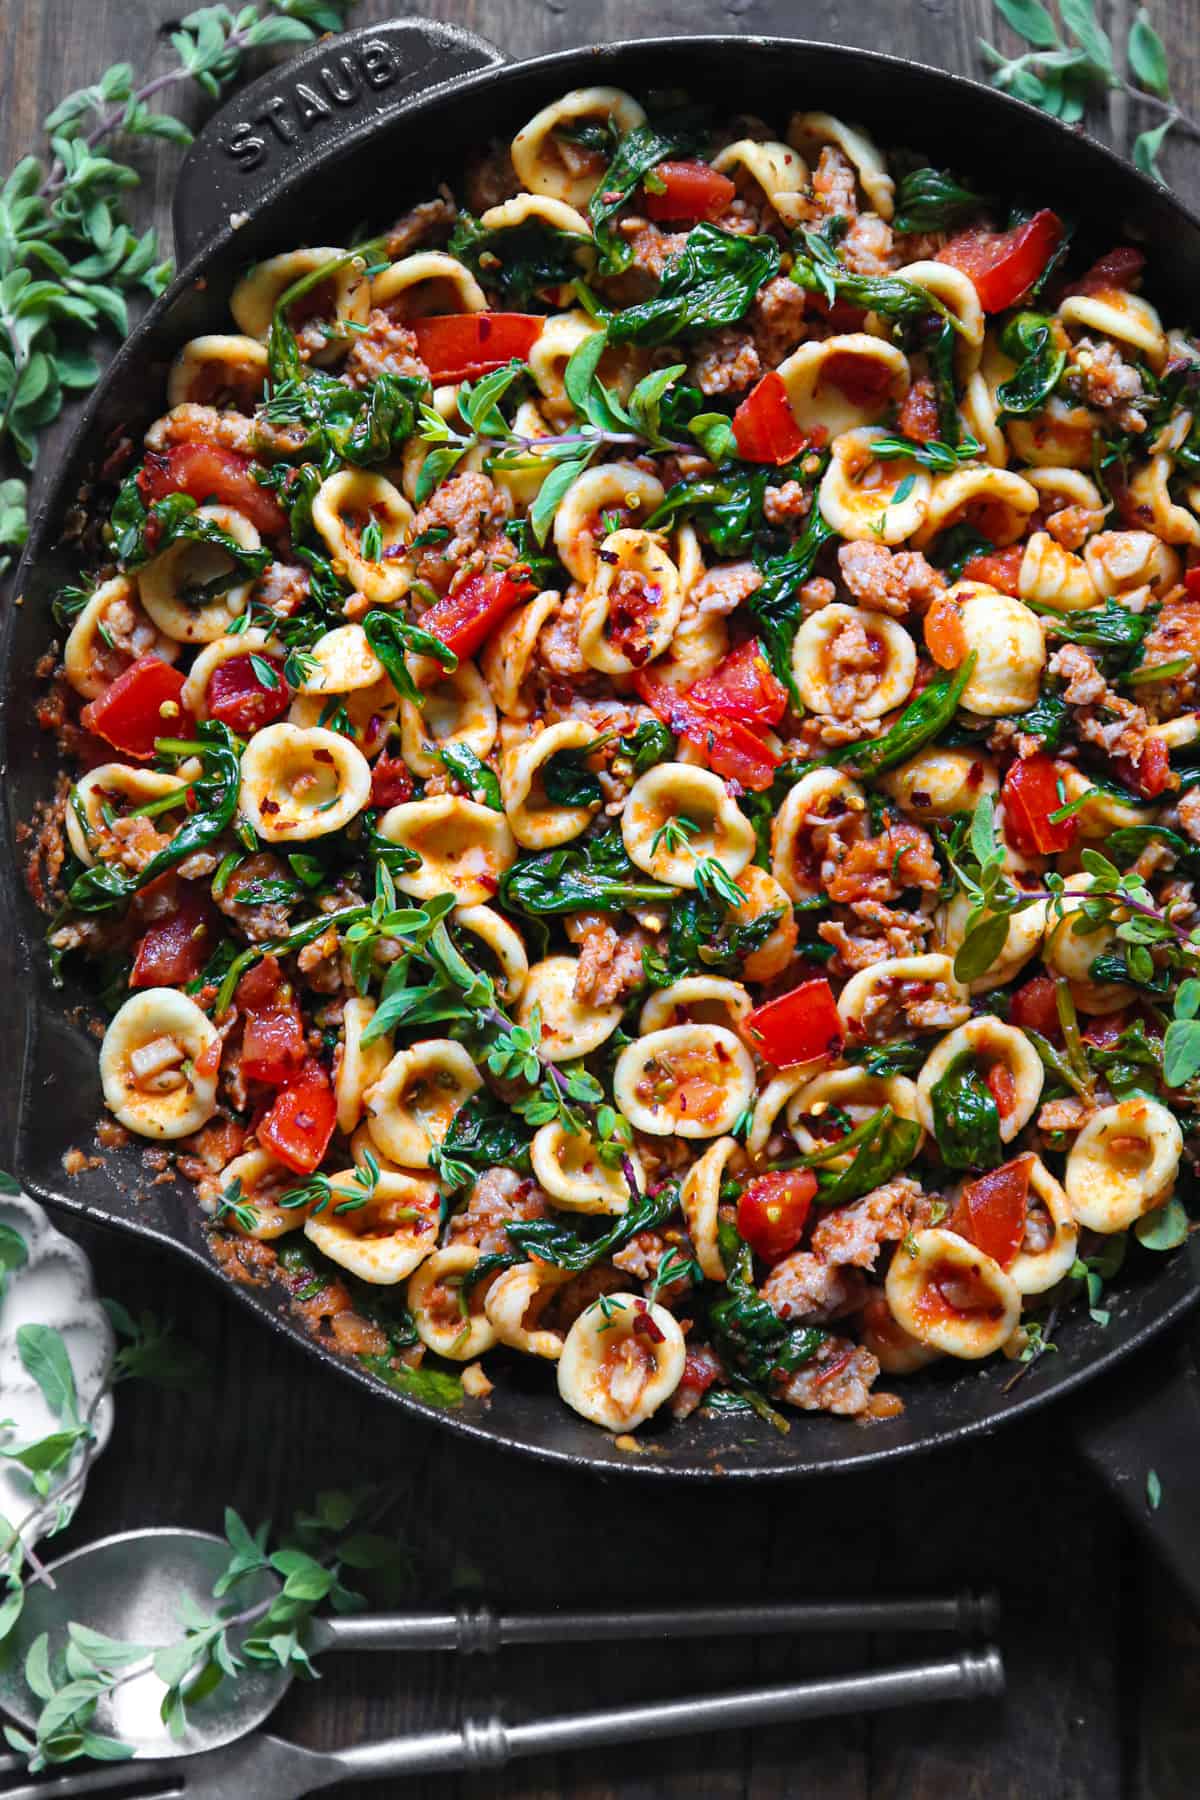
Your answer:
[3,1,1200,1793]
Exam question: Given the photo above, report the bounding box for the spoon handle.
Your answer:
[312,1588,997,1654]
[332,1649,1004,1783]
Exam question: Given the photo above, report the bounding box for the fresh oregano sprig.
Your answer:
[979,0,1189,182]
[0,2,357,572]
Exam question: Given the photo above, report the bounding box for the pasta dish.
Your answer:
[27,87,1200,1437]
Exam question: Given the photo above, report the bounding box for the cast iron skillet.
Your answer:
[3,19,1200,1501]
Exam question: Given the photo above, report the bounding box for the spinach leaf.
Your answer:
[709,1222,827,1388]
[810,1106,923,1204]
[928,1050,1003,1171]
[503,515,564,589]
[791,224,947,323]
[439,744,502,809]
[507,1181,678,1272]
[1029,597,1151,663]
[436,1092,533,1187]
[893,166,984,234]
[112,485,272,585]
[619,718,674,774]
[748,489,835,701]
[924,315,962,447]
[64,722,243,915]
[1108,823,1200,869]
[606,223,780,346]
[360,1356,463,1408]
[1002,690,1068,750]
[1089,1020,1162,1099]
[447,210,589,304]
[996,312,1067,417]
[500,825,674,915]
[590,123,679,272]
[928,522,995,579]
[648,465,773,557]
[260,370,423,465]
[846,1040,928,1076]
[541,745,604,809]
[643,893,783,987]
[362,608,457,704]
[826,652,976,781]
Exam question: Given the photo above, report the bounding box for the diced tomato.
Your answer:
[236,953,284,1012]
[923,594,967,670]
[206,652,290,736]
[242,1005,307,1086]
[634,673,781,793]
[641,159,736,223]
[1001,754,1077,857]
[985,1063,1016,1119]
[745,979,844,1069]
[1066,247,1145,299]
[1185,565,1200,603]
[80,656,193,760]
[688,638,788,728]
[896,377,941,444]
[411,313,544,383]
[369,752,414,809]
[1133,736,1173,799]
[138,441,287,539]
[417,566,538,660]
[820,352,894,410]
[937,209,1064,312]
[946,1156,1031,1269]
[737,1169,817,1263]
[961,544,1024,596]
[1083,1010,1129,1050]
[130,885,212,988]
[732,372,805,465]
[258,1061,336,1174]
[1008,974,1062,1040]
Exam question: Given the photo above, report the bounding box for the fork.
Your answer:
[0,1647,1003,1799]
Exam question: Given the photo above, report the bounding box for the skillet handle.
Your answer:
[171,17,507,265]
[1072,1320,1200,1615]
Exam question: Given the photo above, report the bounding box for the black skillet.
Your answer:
[3,17,1199,1576]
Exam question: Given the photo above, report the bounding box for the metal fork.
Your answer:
[0,1647,1002,1800]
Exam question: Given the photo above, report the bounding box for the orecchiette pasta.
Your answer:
[100,990,219,1140]
[311,470,415,602]
[511,87,646,206]
[500,719,603,847]
[557,1294,686,1429]
[305,1169,441,1283]
[531,1122,642,1215]
[517,956,623,1062]
[364,1039,482,1167]
[378,796,517,903]
[408,1244,499,1360]
[64,577,177,700]
[1065,1099,1183,1233]
[399,659,497,779]
[680,1136,738,1280]
[622,763,755,886]
[916,1019,1044,1142]
[239,723,371,841]
[820,428,931,543]
[885,1228,1021,1359]
[579,529,684,674]
[792,603,917,719]
[614,1024,757,1139]
[138,506,261,643]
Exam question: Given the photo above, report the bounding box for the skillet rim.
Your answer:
[3,30,1199,1480]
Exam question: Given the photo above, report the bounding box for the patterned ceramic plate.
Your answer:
[0,1188,114,1550]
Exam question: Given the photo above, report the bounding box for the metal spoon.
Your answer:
[0,1528,999,1760]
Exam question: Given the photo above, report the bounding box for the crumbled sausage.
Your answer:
[341,310,429,388]
[837,541,945,619]
[408,472,514,595]
[689,327,762,397]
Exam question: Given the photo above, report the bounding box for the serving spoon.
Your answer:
[0,1528,998,1759]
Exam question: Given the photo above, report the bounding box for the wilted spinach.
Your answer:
[928,1050,1004,1171]
[605,223,780,345]
[995,312,1067,418]
[447,210,590,304]
[500,825,674,915]
[709,1222,827,1389]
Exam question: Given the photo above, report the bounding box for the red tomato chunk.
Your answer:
[412,313,544,383]
[689,638,788,728]
[258,1061,336,1173]
[418,567,537,660]
[947,1157,1031,1269]
[80,656,193,760]
[937,209,1063,312]
[130,884,212,988]
[737,1169,817,1262]
[732,372,806,465]
[640,160,737,222]
[138,441,287,539]
[1001,754,1076,857]
[207,653,290,735]
[745,979,844,1069]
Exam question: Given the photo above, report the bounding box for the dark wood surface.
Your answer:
[3,2,1200,1794]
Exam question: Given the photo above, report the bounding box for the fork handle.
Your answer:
[310,1589,998,1655]
[329,1649,1003,1783]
